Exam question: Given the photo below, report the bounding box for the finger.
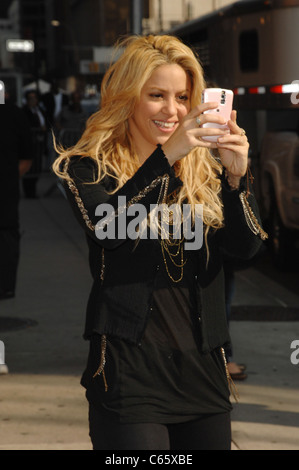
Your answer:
[230,110,237,123]
[195,128,230,139]
[217,143,249,158]
[193,114,229,129]
[217,134,248,145]
[194,139,218,150]
[188,101,218,118]
[217,146,249,158]
[227,119,247,136]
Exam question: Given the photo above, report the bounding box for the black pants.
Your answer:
[89,404,231,450]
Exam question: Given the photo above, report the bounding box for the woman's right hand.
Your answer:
[162,102,229,166]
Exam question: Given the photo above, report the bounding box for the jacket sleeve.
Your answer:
[218,172,267,260]
[63,145,183,249]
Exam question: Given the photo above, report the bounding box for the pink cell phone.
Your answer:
[201,88,234,142]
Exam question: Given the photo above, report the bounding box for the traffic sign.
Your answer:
[6,39,35,53]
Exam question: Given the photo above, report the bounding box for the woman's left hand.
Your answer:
[216,110,249,181]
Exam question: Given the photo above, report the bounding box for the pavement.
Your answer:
[0,172,299,451]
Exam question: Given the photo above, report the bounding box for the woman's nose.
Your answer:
[162,98,177,115]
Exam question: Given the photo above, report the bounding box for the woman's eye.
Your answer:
[150,93,163,99]
[178,95,189,101]
[149,93,189,101]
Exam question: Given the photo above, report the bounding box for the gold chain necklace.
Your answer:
[161,237,186,283]
[157,175,187,283]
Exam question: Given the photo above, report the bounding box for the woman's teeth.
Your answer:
[153,120,175,128]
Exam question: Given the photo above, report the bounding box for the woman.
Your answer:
[53,35,266,450]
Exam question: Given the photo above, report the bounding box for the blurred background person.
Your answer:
[0,90,33,300]
[41,80,69,169]
[223,259,247,380]
[56,90,88,147]
[41,79,69,130]
[22,90,46,198]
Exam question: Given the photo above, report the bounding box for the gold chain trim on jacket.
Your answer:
[221,347,239,402]
[239,191,268,240]
[64,158,168,234]
[95,174,168,233]
[100,247,105,283]
[94,248,107,390]
[66,178,96,231]
[92,335,108,392]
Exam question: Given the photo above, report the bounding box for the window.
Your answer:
[239,29,259,72]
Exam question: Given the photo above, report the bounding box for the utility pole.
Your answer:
[98,0,105,46]
[131,0,143,35]
[158,0,163,31]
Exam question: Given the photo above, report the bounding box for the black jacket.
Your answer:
[64,146,264,352]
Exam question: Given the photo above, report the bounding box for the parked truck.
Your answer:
[170,0,299,267]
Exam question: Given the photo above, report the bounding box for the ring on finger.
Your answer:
[240,128,246,136]
[196,116,202,126]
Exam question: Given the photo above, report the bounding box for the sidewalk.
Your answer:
[0,173,299,450]
[0,174,92,450]
[229,248,299,450]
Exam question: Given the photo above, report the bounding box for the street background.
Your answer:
[0,172,299,450]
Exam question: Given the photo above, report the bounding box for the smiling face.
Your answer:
[128,64,191,163]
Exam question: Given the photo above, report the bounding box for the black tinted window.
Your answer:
[239,29,259,72]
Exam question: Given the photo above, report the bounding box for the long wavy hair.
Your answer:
[53,34,224,232]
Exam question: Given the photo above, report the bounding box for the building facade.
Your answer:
[145,0,239,33]
[0,0,238,99]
